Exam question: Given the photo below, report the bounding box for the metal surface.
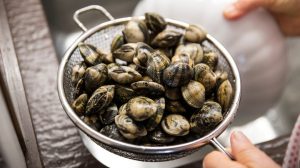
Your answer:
[57,5,241,161]
[210,138,234,160]
[0,0,43,167]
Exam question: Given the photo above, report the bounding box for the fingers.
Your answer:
[223,0,275,19]
[230,131,280,168]
[203,151,246,168]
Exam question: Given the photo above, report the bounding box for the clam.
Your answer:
[78,42,102,66]
[190,101,223,134]
[165,100,186,114]
[171,53,194,68]
[144,12,167,34]
[71,62,87,86]
[146,97,165,131]
[146,50,170,83]
[181,80,205,108]
[165,87,181,100]
[215,70,228,88]
[97,48,114,64]
[202,51,218,71]
[163,62,193,87]
[175,43,203,64]
[85,85,115,115]
[73,78,84,99]
[84,63,108,94]
[141,75,153,82]
[217,80,233,112]
[108,64,142,84]
[133,42,154,69]
[149,128,175,144]
[71,93,88,116]
[131,81,165,97]
[99,104,118,125]
[194,63,217,92]
[118,103,128,115]
[184,25,206,43]
[126,96,158,121]
[113,43,137,62]
[83,114,102,131]
[123,19,149,43]
[100,124,125,141]
[151,30,182,48]
[115,114,147,139]
[158,48,174,59]
[161,114,190,136]
[114,85,135,104]
[111,34,125,53]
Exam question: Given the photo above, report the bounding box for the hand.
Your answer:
[203,131,280,168]
[223,0,300,36]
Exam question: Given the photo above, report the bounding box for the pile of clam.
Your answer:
[71,13,233,145]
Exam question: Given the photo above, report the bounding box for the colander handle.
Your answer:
[73,5,115,32]
[210,137,235,160]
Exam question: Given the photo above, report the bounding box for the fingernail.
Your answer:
[224,5,237,15]
[231,131,250,144]
[223,4,242,19]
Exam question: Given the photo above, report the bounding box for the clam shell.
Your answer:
[71,93,88,116]
[126,96,158,121]
[84,63,108,94]
[131,81,165,97]
[194,63,217,92]
[85,85,115,115]
[184,25,206,43]
[217,79,233,111]
[146,50,170,83]
[71,62,86,86]
[113,43,137,62]
[100,124,125,141]
[123,19,149,43]
[108,64,142,84]
[175,43,203,64]
[78,42,102,66]
[181,80,205,108]
[145,12,167,34]
[146,97,165,131]
[202,51,218,71]
[151,30,182,48]
[149,128,175,144]
[190,101,223,134]
[115,114,147,139]
[161,114,190,136]
[111,34,125,53]
[99,104,118,125]
[163,62,193,87]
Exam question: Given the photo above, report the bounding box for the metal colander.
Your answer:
[57,5,241,162]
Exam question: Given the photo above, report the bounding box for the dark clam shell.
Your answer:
[163,62,193,87]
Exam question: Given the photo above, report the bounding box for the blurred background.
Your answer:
[0,0,299,167]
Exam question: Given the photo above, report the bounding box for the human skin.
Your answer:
[223,0,300,36]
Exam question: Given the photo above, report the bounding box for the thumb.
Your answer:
[223,0,274,19]
[230,131,280,168]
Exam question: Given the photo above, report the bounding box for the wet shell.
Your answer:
[85,85,115,115]
[146,50,170,83]
[215,70,228,88]
[149,128,175,144]
[158,48,174,59]
[84,63,108,94]
[123,19,149,43]
[184,25,206,43]
[202,51,218,71]
[111,34,125,53]
[194,63,217,92]
[163,62,193,87]
[217,80,233,112]
[171,53,194,68]
[161,114,190,136]
[165,100,186,113]
[114,85,135,104]
[141,75,153,82]
[190,101,223,134]
[181,80,205,108]
[145,12,167,34]
[175,43,203,64]
[71,93,88,116]
[71,62,87,85]
[133,42,154,69]
[131,81,165,97]
[115,114,147,139]
[118,103,128,115]
[96,48,114,64]
[83,114,102,131]
[78,42,101,66]
[126,96,158,121]
[151,30,182,48]
[73,78,84,99]
[146,97,165,131]
[113,43,137,62]
[108,64,142,84]
[99,104,118,125]
[100,124,125,141]
[165,87,181,100]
